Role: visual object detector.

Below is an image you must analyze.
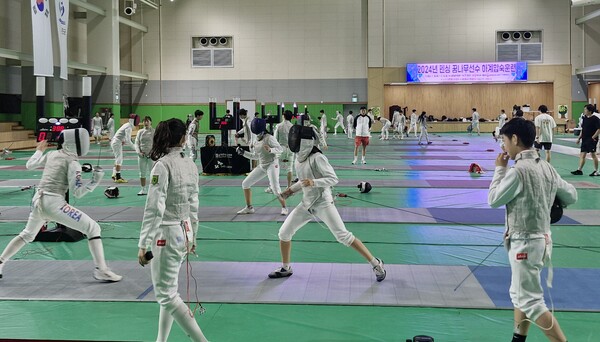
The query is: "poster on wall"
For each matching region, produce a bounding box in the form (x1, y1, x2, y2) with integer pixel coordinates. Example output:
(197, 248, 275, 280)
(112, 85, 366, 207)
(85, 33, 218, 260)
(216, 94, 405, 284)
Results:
(558, 104, 568, 119)
(406, 62, 528, 83)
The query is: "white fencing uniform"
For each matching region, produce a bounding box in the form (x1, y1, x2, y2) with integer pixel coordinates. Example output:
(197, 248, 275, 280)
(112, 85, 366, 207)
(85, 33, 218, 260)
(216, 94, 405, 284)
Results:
(186, 119, 200, 162)
(279, 152, 354, 246)
(498, 112, 507, 129)
(138, 147, 208, 342)
(489, 150, 577, 322)
(472, 111, 480, 134)
(135, 127, 154, 179)
(346, 114, 354, 139)
(274, 120, 294, 174)
(333, 112, 345, 135)
(407, 112, 418, 137)
(92, 116, 103, 138)
(107, 117, 115, 139)
(0, 130, 121, 282)
(396, 114, 406, 139)
(240, 134, 284, 195)
(236, 117, 251, 147)
(379, 117, 392, 140)
(111, 122, 135, 165)
(319, 114, 328, 140)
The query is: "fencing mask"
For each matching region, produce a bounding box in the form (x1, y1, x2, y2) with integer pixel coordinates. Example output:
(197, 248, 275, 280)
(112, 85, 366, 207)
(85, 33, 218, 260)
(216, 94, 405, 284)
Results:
(288, 124, 316, 162)
(104, 186, 120, 198)
(357, 181, 372, 193)
(129, 113, 140, 126)
(59, 128, 90, 157)
(251, 118, 267, 140)
(550, 197, 563, 224)
(81, 163, 93, 173)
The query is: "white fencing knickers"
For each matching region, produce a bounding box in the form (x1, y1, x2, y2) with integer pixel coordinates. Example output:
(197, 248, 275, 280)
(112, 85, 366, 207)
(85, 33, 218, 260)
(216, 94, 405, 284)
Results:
(347, 124, 353, 138)
(186, 136, 198, 162)
(407, 123, 418, 136)
(18, 191, 101, 243)
(138, 156, 153, 179)
(93, 127, 102, 137)
(507, 232, 553, 322)
(241, 161, 282, 195)
(111, 141, 124, 165)
(334, 121, 345, 134)
(279, 148, 294, 175)
(278, 202, 355, 246)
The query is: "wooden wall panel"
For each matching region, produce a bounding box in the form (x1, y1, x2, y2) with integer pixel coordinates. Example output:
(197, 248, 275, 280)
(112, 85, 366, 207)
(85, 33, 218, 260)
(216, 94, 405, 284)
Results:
(383, 83, 554, 120)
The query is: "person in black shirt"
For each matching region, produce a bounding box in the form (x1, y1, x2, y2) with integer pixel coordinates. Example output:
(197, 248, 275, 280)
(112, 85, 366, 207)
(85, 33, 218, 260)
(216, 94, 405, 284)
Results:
(571, 104, 600, 176)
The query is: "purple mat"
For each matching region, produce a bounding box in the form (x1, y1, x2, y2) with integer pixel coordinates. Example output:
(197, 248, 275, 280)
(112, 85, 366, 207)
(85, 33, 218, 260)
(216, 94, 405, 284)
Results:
(427, 179, 491, 188)
(428, 208, 580, 225)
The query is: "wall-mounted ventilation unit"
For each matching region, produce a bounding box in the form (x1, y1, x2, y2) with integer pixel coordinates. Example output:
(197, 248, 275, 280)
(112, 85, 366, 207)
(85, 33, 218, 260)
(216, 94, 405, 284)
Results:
(496, 30, 542, 63)
(191, 36, 233, 68)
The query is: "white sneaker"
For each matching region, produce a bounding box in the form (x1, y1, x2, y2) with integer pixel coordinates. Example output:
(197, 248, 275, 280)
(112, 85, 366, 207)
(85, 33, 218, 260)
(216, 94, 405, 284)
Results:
(237, 206, 255, 214)
(94, 268, 123, 282)
(352, 159, 357, 165)
(372, 258, 386, 282)
(362, 159, 366, 164)
(281, 207, 288, 215)
(137, 189, 147, 196)
(264, 187, 273, 194)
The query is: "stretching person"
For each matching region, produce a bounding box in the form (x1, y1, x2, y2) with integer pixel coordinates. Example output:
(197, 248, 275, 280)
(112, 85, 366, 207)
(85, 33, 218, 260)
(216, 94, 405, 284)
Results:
(92, 112, 103, 145)
(417, 111, 432, 145)
(489, 118, 577, 342)
(268, 125, 386, 282)
(333, 110, 346, 135)
(0, 129, 122, 282)
(236, 118, 288, 215)
(377, 116, 392, 140)
(110, 114, 139, 183)
(135, 116, 154, 195)
(138, 118, 209, 342)
(407, 109, 418, 137)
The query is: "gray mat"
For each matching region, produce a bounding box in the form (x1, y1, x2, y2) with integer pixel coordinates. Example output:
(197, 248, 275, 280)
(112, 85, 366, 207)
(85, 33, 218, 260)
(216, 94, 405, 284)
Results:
(0, 260, 495, 309)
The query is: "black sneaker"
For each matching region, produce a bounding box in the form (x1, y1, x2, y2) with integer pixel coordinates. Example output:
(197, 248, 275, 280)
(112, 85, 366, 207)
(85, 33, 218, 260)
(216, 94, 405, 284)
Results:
(571, 170, 583, 175)
(590, 171, 599, 177)
(268, 266, 293, 278)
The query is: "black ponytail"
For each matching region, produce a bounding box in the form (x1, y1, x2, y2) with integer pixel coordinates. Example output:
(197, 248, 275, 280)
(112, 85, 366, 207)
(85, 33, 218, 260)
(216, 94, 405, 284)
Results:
(149, 118, 187, 161)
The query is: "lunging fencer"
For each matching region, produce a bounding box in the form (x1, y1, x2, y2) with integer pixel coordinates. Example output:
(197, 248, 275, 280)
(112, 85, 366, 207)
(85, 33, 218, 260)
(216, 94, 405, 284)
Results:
(138, 119, 209, 342)
(268, 125, 386, 282)
(135, 116, 155, 195)
(333, 110, 346, 135)
(0, 129, 122, 282)
(186, 110, 204, 162)
(236, 118, 288, 215)
(111, 114, 139, 183)
(489, 118, 577, 342)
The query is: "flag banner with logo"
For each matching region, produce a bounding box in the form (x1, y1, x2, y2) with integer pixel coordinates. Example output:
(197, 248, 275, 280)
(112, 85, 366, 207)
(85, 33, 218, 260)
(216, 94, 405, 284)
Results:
(55, 0, 69, 80)
(31, 0, 53, 77)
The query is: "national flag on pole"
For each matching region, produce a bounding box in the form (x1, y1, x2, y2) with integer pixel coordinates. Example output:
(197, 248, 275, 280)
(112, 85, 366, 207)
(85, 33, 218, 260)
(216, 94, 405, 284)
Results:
(31, 0, 53, 77)
(55, 0, 69, 80)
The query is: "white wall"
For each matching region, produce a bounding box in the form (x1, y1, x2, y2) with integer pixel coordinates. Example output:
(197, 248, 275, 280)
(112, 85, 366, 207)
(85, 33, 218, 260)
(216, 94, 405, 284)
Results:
(144, 0, 366, 81)
(375, 0, 571, 66)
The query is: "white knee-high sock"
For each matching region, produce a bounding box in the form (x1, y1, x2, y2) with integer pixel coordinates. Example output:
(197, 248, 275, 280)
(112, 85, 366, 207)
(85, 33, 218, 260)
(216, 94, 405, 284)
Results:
(171, 302, 209, 342)
(88, 238, 108, 270)
(0, 236, 27, 264)
(156, 306, 175, 342)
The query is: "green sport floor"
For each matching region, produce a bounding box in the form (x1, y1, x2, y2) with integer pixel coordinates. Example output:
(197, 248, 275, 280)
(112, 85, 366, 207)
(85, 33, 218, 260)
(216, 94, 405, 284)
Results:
(0, 132, 599, 341)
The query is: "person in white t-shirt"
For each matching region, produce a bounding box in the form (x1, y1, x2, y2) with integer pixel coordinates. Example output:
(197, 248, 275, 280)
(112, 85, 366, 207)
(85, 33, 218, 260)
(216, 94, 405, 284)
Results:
(493, 109, 508, 142)
(534, 105, 557, 163)
(471, 108, 481, 136)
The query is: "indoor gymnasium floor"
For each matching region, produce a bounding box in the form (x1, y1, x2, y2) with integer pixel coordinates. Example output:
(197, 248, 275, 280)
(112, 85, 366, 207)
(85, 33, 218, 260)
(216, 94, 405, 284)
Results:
(0, 130, 598, 341)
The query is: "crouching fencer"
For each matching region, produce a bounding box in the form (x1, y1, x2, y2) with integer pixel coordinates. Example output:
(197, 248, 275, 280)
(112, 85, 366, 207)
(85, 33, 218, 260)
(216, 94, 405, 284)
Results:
(236, 118, 288, 215)
(268, 125, 386, 282)
(0, 129, 122, 282)
(138, 119, 209, 342)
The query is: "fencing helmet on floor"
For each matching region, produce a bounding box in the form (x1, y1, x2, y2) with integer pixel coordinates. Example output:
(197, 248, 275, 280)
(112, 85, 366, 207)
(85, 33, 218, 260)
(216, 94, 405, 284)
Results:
(104, 186, 120, 198)
(129, 113, 140, 126)
(288, 124, 317, 162)
(58, 128, 90, 157)
(357, 181, 372, 193)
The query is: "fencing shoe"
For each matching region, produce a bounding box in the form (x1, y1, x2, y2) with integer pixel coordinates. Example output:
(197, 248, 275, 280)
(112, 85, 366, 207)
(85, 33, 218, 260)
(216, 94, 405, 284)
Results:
(94, 267, 123, 282)
(268, 266, 293, 278)
(372, 258, 386, 282)
(281, 207, 288, 216)
(237, 206, 255, 214)
(264, 187, 273, 194)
